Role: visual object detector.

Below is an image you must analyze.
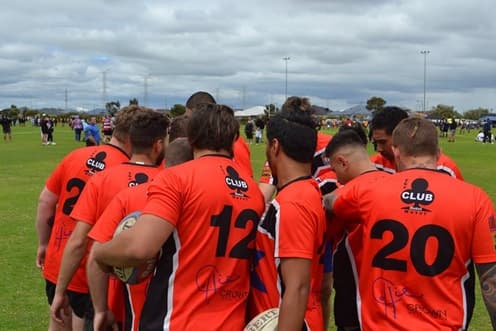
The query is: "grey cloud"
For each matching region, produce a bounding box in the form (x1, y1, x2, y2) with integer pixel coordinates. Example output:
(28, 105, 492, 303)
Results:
(0, 0, 495, 111)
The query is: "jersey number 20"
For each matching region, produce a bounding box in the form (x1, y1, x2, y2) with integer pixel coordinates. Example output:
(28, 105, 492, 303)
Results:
(371, 219, 455, 276)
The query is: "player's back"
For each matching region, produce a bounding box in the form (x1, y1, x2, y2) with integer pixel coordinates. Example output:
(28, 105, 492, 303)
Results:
(140, 155, 265, 331)
(89, 183, 152, 331)
(356, 168, 494, 330)
(43, 144, 129, 292)
(251, 178, 326, 331)
(233, 136, 253, 178)
(71, 162, 161, 226)
(329, 170, 390, 330)
(311, 132, 333, 178)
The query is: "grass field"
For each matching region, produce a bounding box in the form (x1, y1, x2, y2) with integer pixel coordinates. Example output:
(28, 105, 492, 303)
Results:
(0, 124, 494, 330)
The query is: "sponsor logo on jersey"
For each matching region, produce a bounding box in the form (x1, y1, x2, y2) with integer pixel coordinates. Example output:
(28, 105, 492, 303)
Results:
(225, 166, 249, 198)
(85, 151, 107, 175)
(400, 178, 434, 213)
(128, 173, 149, 187)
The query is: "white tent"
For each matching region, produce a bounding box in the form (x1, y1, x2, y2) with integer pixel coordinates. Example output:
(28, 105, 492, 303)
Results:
(234, 106, 266, 117)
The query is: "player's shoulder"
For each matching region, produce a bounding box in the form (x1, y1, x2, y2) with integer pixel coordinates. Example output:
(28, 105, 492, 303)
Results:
(352, 169, 390, 187)
(278, 178, 321, 204)
(316, 132, 332, 149)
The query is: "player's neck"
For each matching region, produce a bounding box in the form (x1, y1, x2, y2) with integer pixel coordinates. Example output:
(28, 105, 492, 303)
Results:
(109, 137, 132, 157)
(275, 159, 312, 189)
(354, 160, 379, 177)
(129, 154, 157, 166)
(399, 155, 437, 171)
(194, 149, 231, 159)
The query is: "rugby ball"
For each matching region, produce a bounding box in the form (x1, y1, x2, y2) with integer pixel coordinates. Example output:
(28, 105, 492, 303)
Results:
(244, 308, 279, 331)
(112, 211, 157, 285)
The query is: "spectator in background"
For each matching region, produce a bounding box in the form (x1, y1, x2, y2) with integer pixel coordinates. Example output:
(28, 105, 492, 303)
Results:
(102, 115, 114, 144)
(46, 117, 56, 145)
(448, 119, 457, 142)
(483, 120, 493, 144)
(255, 115, 265, 144)
(245, 118, 254, 144)
(1, 114, 12, 142)
(40, 114, 50, 145)
(84, 116, 101, 146)
(72, 116, 83, 142)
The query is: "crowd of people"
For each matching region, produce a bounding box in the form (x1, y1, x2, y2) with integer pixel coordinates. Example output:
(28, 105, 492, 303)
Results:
(33, 92, 496, 331)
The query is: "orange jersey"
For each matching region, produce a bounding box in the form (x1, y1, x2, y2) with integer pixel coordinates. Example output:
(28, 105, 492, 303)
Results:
(71, 162, 161, 320)
(233, 136, 253, 178)
(370, 152, 464, 180)
(250, 177, 326, 331)
(327, 170, 390, 329)
(70, 162, 161, 227)
(332, 168, 496, 330)
(43, 144, 129, 292)
(139, 155, 265, 331)
(89, 183, 151, 331)
(315, 168, 339, 196)
(259, 132, 332, 184)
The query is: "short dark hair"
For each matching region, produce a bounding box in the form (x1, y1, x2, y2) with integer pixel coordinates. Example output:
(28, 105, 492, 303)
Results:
(169, 115, 190, 143)
(113, 105, 139, 143)
(338, 123, 368, 145)
(185, 91, 216, 111)
(325, 130, 366, 158)
(188, 103, 238, 155)
(281, 96, 312, 113)
(129, 109, 170, 153)
(165, 137, 193, 167)
(392, 117, 438, 157)
(370, 106, 409, 135)
(267, 108, 317, 163)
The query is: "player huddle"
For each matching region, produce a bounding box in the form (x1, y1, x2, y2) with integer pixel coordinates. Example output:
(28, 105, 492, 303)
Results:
(36, 93, 496, 331)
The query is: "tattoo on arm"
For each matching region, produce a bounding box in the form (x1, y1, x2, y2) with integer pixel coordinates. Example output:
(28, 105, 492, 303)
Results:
(477, 263, 496, 328)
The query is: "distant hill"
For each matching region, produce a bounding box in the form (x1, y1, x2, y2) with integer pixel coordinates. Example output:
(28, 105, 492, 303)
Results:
(338, 104, 369, 116)
(311, 105, 334, 116)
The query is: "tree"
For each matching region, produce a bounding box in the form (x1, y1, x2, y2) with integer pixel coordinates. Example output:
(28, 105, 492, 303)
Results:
(129, 98, 139, 105)
(105, 101, 121, 116)
(430, 104, 462, 119)
(8, 107, 20, 119)
(264, 104, 278, 119)
(366, 97, 386, 112)
(463, 107, 489, 120)
(170, 104, 186, 117)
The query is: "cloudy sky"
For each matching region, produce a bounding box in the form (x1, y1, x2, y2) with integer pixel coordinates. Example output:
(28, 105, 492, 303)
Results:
(1, 0, 495, 112)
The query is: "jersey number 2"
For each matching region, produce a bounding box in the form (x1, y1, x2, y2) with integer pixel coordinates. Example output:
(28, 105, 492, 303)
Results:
(62, 178, 86, 216)
(211, 205, 259, 259)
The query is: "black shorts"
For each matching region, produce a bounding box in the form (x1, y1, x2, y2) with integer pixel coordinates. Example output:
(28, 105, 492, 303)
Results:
(45, 280, 93, 319)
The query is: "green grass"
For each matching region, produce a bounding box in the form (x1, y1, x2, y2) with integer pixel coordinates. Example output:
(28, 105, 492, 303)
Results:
(0, 124, 494, 330)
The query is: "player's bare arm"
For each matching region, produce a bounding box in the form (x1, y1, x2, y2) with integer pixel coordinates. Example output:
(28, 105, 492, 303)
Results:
(35, 187, 58, 269)
(51, 221, 92, 324)
(278, 257, 312, 331)
(476, 262, 496, 328)
(322, 192, 338, 216)
(87, 245, 111, 312)
(259, 182, 276, 203)
(87, 245, 117, 331)
(93, 214, 173, 267)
